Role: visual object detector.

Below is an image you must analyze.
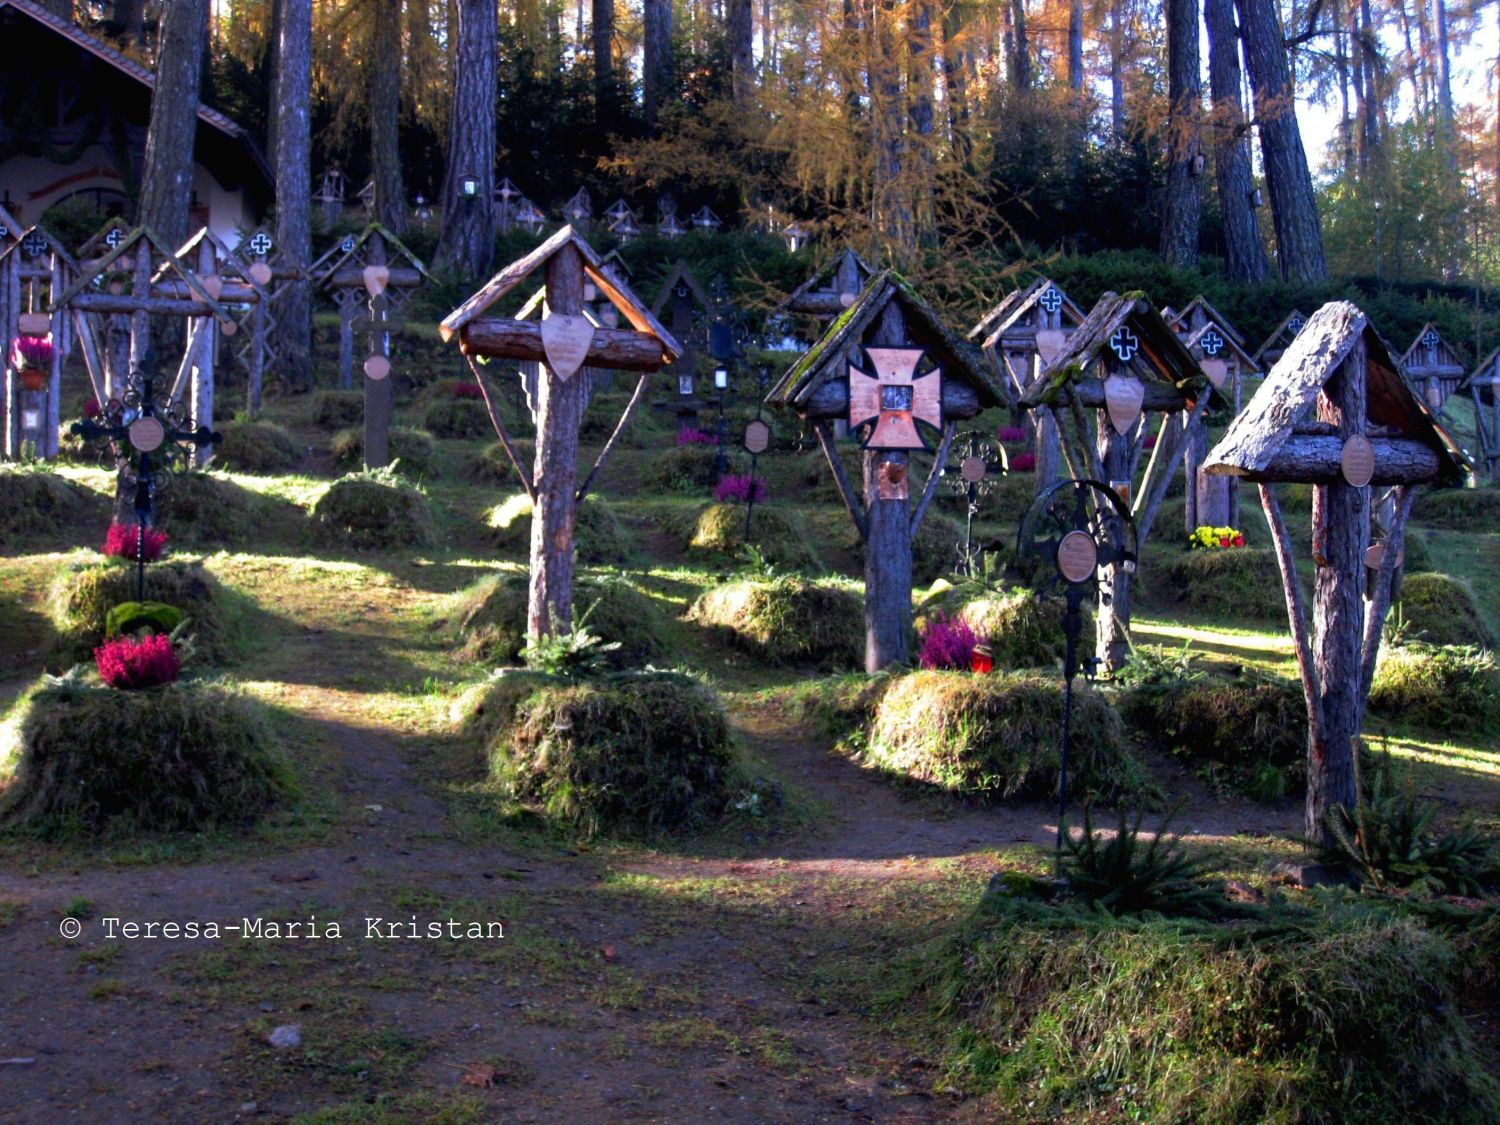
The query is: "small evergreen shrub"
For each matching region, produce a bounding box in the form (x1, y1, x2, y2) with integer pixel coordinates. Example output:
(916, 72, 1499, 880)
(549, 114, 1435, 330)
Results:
(690, 576, 863, 669)
(0, 466, 107, 539)
(310, 389, 363, 429)
(463, 672, 737, 837)
(331, 427, 438, 479)
(681, 503, 820, 571)
(1157, 546, 1287, 623)
(1061, 802, 1225, 918)
(48, 560, 239, 667)
(862, 670, 1149, 802)
(422, 397, 492, 439)
(1413, 486, 1500, 529)
(311, 471, 437, 550)
(486, 493, 631, 564)
(0, 677, 295, 837)
(213, 420, 301, 474)
(1368, 644, 1500, 733)
(1396, 572, 1494, 647)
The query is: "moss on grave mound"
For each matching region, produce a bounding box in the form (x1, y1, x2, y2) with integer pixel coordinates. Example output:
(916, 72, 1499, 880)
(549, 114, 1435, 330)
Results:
(213, 420, 301, 474)
(48, 559, 241, 667)
(1118, 671, 1307, 801)
(486, 492, 631, 564)
(681, 503, 820, 571)
(311, 473, 436, 550)
(422, 397, 492, 440)
(0, 467, 107, 539)
(1396, 572, 1494, 647)
(461, 671, 737, 837)
(1156, 547, 1288, 623)
(310, 389, 363, 429)
(891, 893, 1500, 1123)
(1413, 486, 1500, 529)
(331, 426, 438, 479)
(0, 677, 295, 838)
(1368, 644, 1500, 733)
(453, 571, 669, 667)
(640, 444, 737, 494)
(861, 670, 1148, 802)
(690, 576, 863, 669)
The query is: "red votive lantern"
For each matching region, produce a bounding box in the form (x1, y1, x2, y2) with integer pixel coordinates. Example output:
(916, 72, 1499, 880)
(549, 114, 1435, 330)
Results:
(970, 643, 994, 675)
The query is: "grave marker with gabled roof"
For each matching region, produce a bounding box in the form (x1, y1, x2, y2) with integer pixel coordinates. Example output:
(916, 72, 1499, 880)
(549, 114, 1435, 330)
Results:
(767, 271, 1005, 670)
(1205, 301, 1468, 845)
(1178, 316, 1260, 531)
(1401, 322, 1467, 411)
(1253, 308, 1308, 369)
(440, 225, 681, 639)
(1165, 295, 1247, 347)
(1, 224, 77, 458)
(1462, 347, 1500, 478)
(1020, 291, 1211, 672)
(770, 248, 874, 325)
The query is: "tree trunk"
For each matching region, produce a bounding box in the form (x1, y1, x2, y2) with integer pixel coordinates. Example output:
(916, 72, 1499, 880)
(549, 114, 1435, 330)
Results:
(528, 245, 590, 638)
(643, 0, 674, 129)
(271, 0, 313, 393)
(908, 2, 935, 238)
(370, 0, 408, 236)
(136, 0, 209, 250)
(1011, 0, 1031, 91)
(1110, 0, 1125, 133)
(862, 302, 913, 671)
(1358, 0, 1382, 169)
(1159, 0, 1201, 268)
(729, 0, 755, 108)
(1067, 0, 1084, 90)
(1236, 0, 1326, 281)
(593, 0, 616, 125)
(112, 0, 144, 49)
(871, 0, 911, 251)
(434, 0, 497, 279)
(1205, 0, 1268, 282)
(1033, 409, 1060, 497)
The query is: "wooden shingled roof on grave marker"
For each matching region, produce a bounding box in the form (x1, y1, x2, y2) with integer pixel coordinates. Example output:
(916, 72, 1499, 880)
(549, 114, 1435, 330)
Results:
(770, 248, 874, 322)
(1253, 308, 1308, 369)
(1400, 322, 1468, 411)
(1204, 301, 1468, 845)
(0, 224, 79, 457)
(1166, 295, 1248, 347)
(971, 277, 1087, 402)
(439, 225, 681, 639)
(766, 270, 1005, 671)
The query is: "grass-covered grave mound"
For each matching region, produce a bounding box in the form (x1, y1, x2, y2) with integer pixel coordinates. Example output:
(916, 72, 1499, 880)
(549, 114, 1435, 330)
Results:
(154, 471, 282, 547)
(467, 439, 535, 484)
(1368, 644, 1500, 733)
(1395, 572, 1494, 647)
(453, 571, 669, 667)
(311, 471, 436, 550)
(923, 582, 1094, 669)
(460, 671, 737, 837)
(213, 420, 301, 474)
(0, 466, 108, 539)
(679, 503, 821, 571)
(690, 575, 863, 669)
(48, 558, 241, 667)
(891, 891, 1500, 1122)
(1413, 485, 1500, 529)
(1154, 546, 1288, 623)
(331, 426, 438, 479)
(422, 397, 492, 439)
(487, 492, 631, 564)
(310, 389, 363, 429)
(861, 670, 1148, 802)
(0, 676, 295, 837)
(639, 444, 736, 494)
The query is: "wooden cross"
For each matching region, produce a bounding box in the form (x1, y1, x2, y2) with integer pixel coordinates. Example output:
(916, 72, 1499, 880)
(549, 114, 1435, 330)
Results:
(848, 347, 942, 450)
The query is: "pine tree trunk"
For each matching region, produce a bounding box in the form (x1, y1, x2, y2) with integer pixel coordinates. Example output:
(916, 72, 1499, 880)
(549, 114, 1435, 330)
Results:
(1359, 0, 1382, 169)
(1110, 0, 1125, 133)
(593, 0, 616, 126)
(1236, 0, 1326, 281)
(528, 245, 590, 639)
(434, 0, 496, 279)
(1095, 415, 1134, 674)
(643, 0, 674, 129)
(1067, 0, 1083, 89)
(370, 0, 408, 236)
(1010, 0, 1031, 91)
(1206, 0, 1268, 282)
(871, 0, 911, 251)
(271, 0, 313, 392)
(729, 0, 754, 107)
(136, 0, 209, 250)
(1159, 0, 1200, 268)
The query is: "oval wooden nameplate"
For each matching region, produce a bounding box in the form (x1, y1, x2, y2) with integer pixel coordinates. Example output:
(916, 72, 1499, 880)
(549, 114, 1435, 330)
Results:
(1340, 434, 1375, 487)
(128, 416, 165, 453)
(960, 455, 987, 484)
(362, 264, 390, 297)
(1103, 373, 1144, 435)
(1365, 541, 1403, 570)
(539, 313, 595, 382)
(744, 419, 771, 455)
(1057, 529, 1098, 584)
(364, 354, 391, 381)
(17, 312, 50, 336)
(219, 318, 238, 337)
(248, 261, 274, 287)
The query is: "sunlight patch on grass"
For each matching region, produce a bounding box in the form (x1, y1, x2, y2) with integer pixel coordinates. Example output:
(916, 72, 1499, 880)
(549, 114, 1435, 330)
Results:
(1374, 732, 1500, 781)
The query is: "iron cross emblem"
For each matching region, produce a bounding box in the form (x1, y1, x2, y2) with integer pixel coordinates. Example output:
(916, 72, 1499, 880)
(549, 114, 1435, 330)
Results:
(1109, 327, 1139, 365)
(848, 347, 943, 451)
(1200, 327, 1224, 357)
(1039, 287, 1062, 315)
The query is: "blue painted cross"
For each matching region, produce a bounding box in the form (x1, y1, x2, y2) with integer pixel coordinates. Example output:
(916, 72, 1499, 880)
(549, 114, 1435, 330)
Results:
(21, 232, 48, 259)
(104, 227, 125, 249)
(341, 234, 357, 255)
(1109, 327, 1139, 365)
(1200, 327, 1224, 357)
(1039, 287, 1062, 315)
(1287, 314, 1305, 335)
(247, 232, 274, 257)
(1422, 328, 1441, 351)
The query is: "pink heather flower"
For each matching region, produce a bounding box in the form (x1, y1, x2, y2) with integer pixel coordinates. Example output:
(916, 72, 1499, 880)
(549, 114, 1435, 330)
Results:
(714, 474, 767, 504)
(996, 425, 1027, 444)
(919, 612, 980, 670)
(1010, 452, 1037, 472)
(94, 633, 181, 690)
(677, 427, 719, 446)
(11, 335, 54, 370)
(103, 522, 168, 562)
(451, 381, 484, 399)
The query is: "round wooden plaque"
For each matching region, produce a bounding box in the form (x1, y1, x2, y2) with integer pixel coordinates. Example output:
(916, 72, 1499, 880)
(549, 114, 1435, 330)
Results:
(959, 455, 987, 484)
(744, 419, 771, 455)
(248, 262, 273, 287)
(1340, 434, 1375, 487)
(364, 354, 391, 381)
(219, 318, 238, 337)
(1056, 530, 1098, 584)
(17, 312, 51, 336)
(128, 416, 165, 453)
(1365, 541, 1403, 570)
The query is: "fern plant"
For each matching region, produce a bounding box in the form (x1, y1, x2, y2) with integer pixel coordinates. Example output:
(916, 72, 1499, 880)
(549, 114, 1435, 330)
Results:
(739, 544, 779, 578)
(521, 600, 622, 679)
(1061, 801, 1225, 918)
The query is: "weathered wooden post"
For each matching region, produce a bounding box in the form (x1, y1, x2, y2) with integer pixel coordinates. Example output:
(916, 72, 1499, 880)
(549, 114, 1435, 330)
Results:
(1205, 301, 1469, 844)
(1400, 323, 1467, 412)
(230, 228, 301, 412)
(0, 227, 78, 459)
(766, 272, 1005, 671)
(970, 278, 1085, 496)
(1019, 292, 1210, 674)
(1464, 347, 1500, 480)
(439, 226, 681, 638)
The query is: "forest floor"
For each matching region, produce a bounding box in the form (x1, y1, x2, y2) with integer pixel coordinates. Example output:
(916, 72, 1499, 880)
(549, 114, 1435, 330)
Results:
(2, 374, 1498, 1123)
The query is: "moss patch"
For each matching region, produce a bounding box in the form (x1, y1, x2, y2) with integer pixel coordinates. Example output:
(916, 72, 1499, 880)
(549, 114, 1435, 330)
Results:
(310, 389, 363, 429)
(454, 571, 669, 667)
(468, 440, 535, 484)
(1396, 572, 1494, 647)
(462, 672, 737, 837)
(862, 670, 1148, 802)
(486, 493, 631, 565)
(690, 576, 863, 669)
(311, 475, 436, 550)
(1155, 547, 1288, 623)
(0, 467, 107, 540)
(48, 559, 241, 667)
(0, 678, 294, 838)
(1368, 644, 1500, 733)
(213, 420, 301, 474)
(332, 427, 438, 479)
(681, 503, 820, 571)
(1413, 486, 1500, 529)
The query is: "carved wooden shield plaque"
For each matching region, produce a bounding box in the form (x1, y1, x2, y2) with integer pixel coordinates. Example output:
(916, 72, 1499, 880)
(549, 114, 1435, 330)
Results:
(362, 264, 390, 297)
(848, 347, 942, 450)
(1201, 357, 1228, 390)
(1103, 373, 1145, 434)
(1340, 434, 1375, 487)
(1056, 530, 1098, 584)
(200, 275, 224, 300)
(17, 312, 50, 336)
(540, 313, 595, 382)
(1035, 328, 1067, 366)
(128, 416, 165, 453)
(364, 354, 391, 381)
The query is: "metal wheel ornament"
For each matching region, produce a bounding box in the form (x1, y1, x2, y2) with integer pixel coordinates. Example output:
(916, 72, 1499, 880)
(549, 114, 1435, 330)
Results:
(944, 430, 1007, 574)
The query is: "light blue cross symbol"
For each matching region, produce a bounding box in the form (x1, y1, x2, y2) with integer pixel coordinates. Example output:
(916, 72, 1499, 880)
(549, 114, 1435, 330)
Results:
(1422, 329, 1440, 351)
(1201, 328, 1224, 357)
(1109, 327, 1139, 365)
(341, 235, 357, 254)
(1039, 287, 1062, 315)
(104, 228, 124, 249)
(1287, 314, 1305, 334)
(21, 232, 47, 259)
(248, 232, 273, 257)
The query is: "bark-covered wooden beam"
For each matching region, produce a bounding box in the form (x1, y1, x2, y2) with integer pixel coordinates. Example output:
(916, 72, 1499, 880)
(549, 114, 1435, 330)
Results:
(323, 266, 424, 290)
(798, 378, 985, 421)
(1211, 434, 1442, 484)
(459, 318, 668, 371)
